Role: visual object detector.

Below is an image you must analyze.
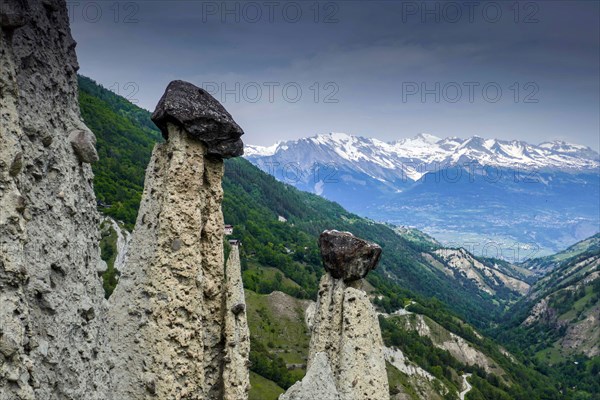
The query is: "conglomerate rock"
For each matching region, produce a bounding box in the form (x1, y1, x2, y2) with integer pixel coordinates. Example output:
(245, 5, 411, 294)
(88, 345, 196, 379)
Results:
(279, 352, 341, 400)
(0, 0, 28, 29)
(68, 129, 99, 163)
(0, 0, 108, 398)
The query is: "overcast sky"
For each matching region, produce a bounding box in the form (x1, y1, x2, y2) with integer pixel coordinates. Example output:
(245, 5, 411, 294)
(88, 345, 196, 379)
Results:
(70, 1, 600, 150)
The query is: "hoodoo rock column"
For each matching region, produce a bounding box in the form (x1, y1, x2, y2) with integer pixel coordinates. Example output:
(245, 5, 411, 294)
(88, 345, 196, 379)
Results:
(280, 230, 389, 400)
(105, 81, 249, 399)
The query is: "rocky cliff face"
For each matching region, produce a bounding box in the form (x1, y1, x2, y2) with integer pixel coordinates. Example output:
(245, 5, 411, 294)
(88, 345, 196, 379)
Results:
(281, 230, 389, 400)
(104, 81, 249, 399)
(0, 1, 107, 398)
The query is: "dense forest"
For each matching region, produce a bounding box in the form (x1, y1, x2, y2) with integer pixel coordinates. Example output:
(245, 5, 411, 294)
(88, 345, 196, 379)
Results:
(79, 76, 162, 229)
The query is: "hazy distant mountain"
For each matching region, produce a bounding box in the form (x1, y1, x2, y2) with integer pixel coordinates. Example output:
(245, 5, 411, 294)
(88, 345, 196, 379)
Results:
(247, 132, 599, 180)
(246, 133, 600, 256)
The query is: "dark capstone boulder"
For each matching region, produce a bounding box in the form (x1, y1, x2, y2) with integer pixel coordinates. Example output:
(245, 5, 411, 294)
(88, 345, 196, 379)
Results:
(0, 0, 28, 29)
(151, 80, 244, 158)
(318, 230, 382, 282)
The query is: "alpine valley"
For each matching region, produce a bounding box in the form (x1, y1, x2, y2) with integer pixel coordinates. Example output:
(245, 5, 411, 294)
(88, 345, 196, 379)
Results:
(3, 3, 598, 400)
(78, 76, 600, 400)
(246, 133, 600, 258)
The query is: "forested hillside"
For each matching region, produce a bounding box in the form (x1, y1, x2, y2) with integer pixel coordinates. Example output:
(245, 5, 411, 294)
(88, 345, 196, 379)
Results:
(79, 76, 162, 229)
(79, 76, 589, 399)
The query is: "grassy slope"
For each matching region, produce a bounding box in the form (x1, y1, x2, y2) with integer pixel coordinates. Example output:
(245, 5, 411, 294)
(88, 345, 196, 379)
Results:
(249, 372, 284, 400)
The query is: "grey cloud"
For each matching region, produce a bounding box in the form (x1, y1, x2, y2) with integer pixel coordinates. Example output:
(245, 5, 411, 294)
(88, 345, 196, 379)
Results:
(71, 0, 599, 150)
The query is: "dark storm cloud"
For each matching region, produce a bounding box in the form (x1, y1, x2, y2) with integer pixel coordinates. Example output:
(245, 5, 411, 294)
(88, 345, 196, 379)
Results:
(70, 0, 599, 150)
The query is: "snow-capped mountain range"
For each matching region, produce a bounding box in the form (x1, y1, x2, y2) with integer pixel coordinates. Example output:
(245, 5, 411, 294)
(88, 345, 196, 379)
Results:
(246, 133, 599, 182)
(244, 133, 599, 257)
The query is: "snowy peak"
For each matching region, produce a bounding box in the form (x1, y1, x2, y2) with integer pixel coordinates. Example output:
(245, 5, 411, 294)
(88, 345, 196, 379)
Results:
(395, 132, 442, 146)
(457, 136, 493, 152)
(417, 133, 443, 143)
(539, 140, 599, 161)
(245, 133, 599, 179)
(244, 142, 282, 157)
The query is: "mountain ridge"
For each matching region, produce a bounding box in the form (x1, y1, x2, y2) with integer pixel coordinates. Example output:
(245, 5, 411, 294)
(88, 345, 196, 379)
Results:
(245, 132, 600, 256)
(246, 132, 600, 174)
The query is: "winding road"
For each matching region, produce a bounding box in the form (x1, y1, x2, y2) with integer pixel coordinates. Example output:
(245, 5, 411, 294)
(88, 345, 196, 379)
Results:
(459, 373, 473, 400)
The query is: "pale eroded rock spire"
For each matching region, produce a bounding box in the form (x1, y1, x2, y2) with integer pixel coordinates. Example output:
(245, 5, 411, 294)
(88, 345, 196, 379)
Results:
(104, 81, 249, 399)
(280, 230, 389, 400)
